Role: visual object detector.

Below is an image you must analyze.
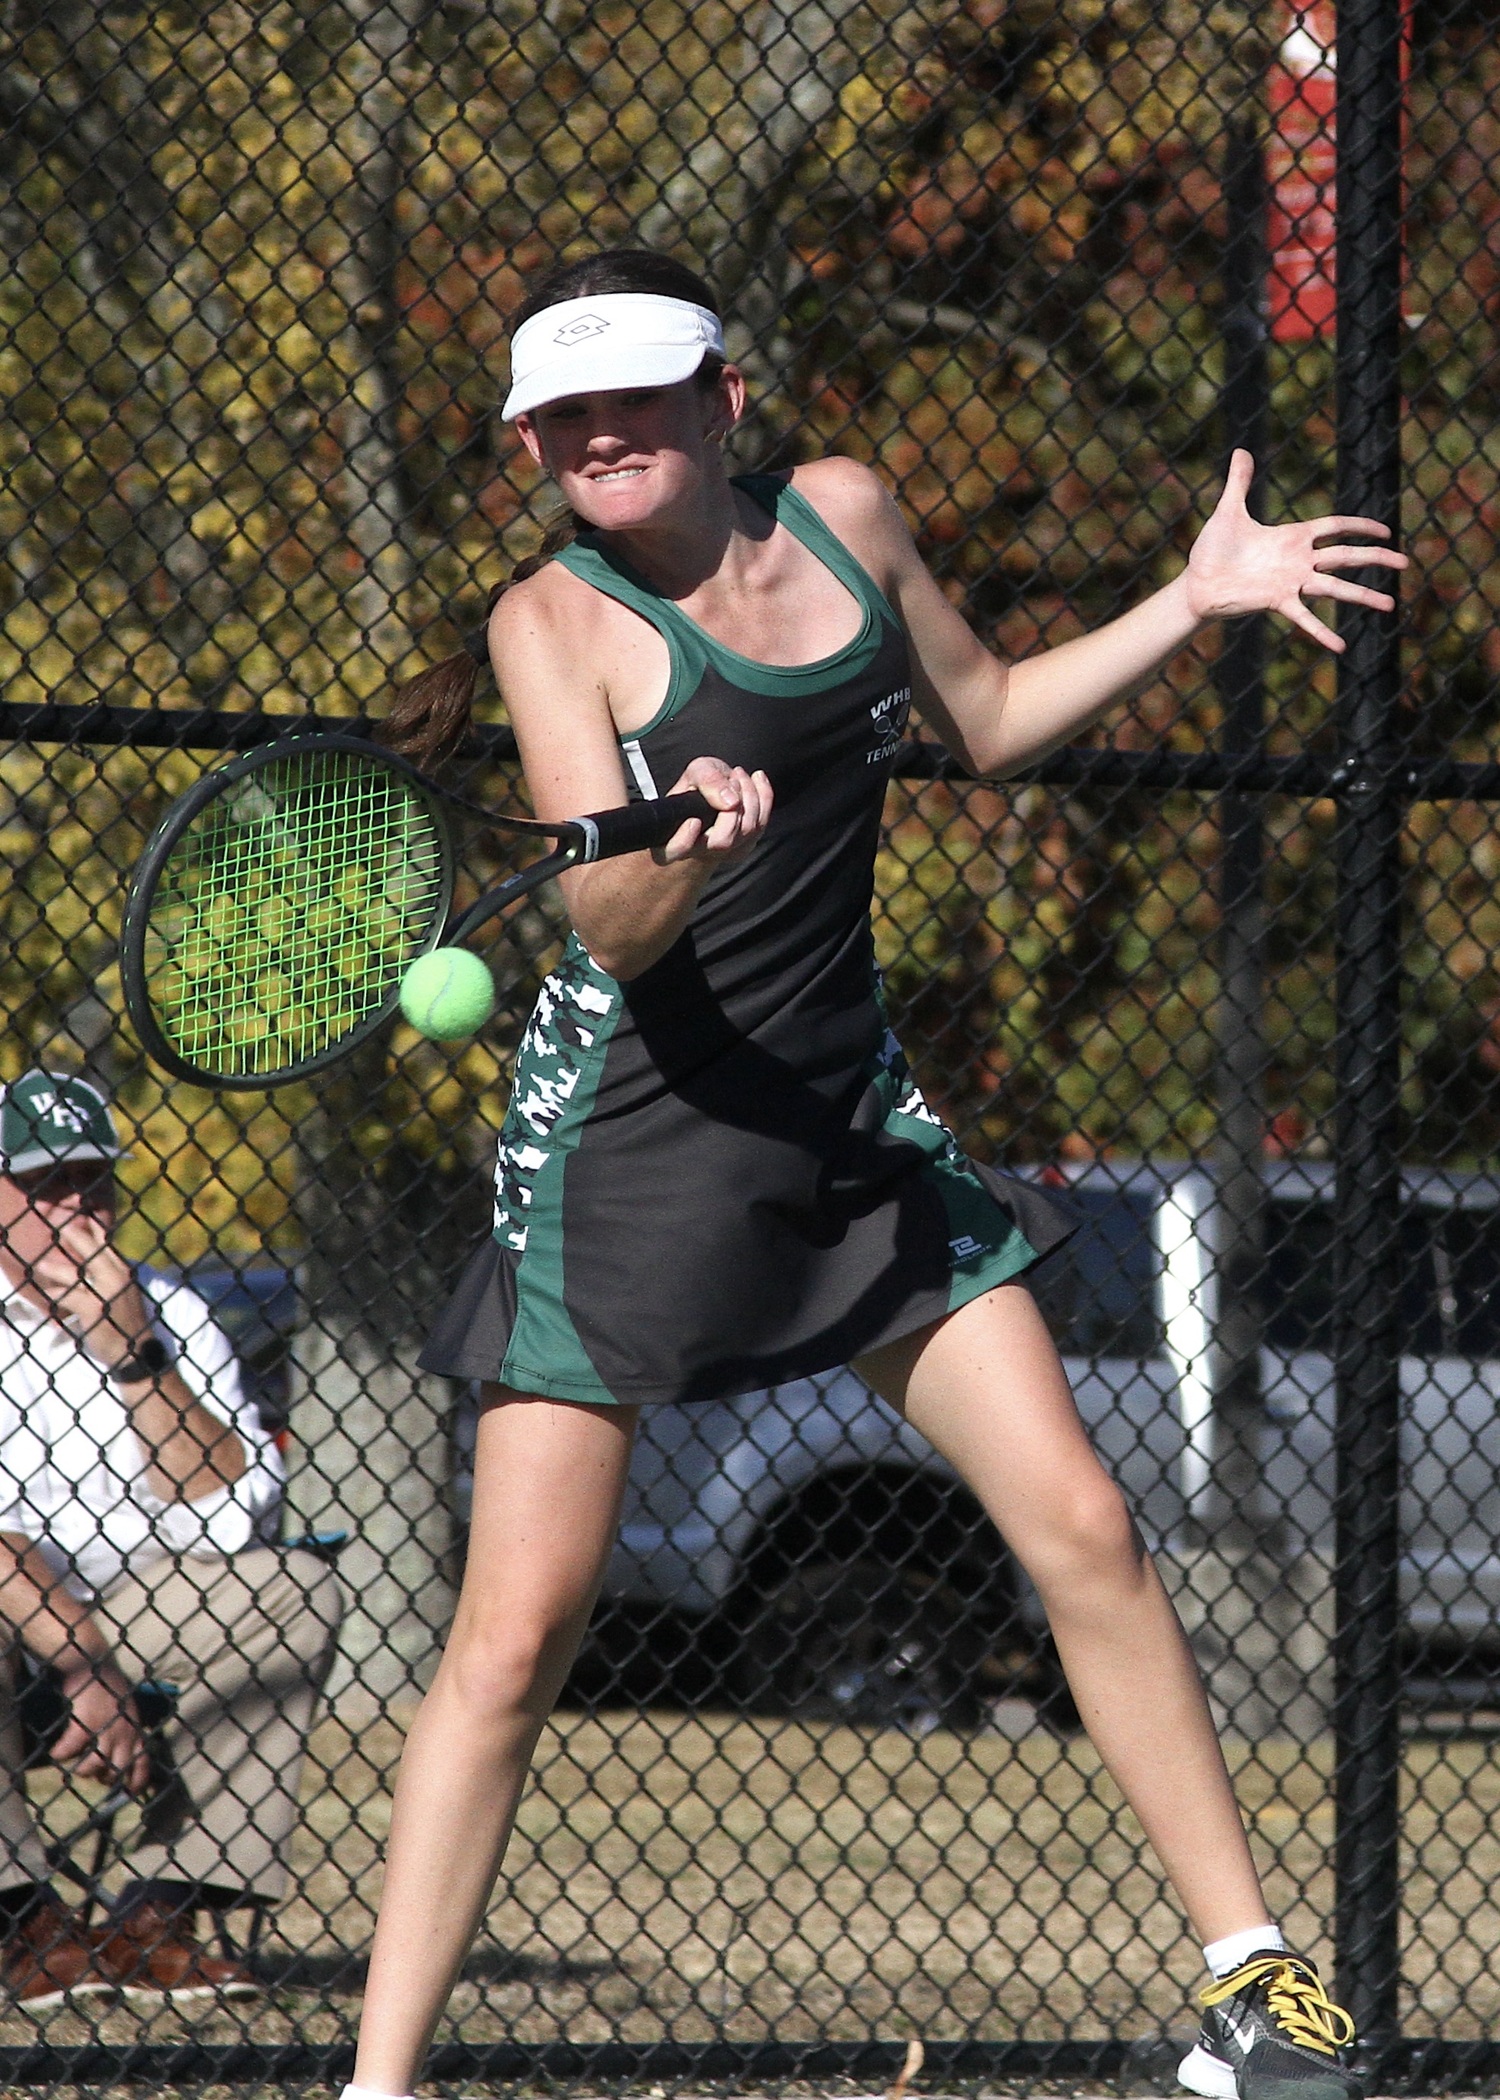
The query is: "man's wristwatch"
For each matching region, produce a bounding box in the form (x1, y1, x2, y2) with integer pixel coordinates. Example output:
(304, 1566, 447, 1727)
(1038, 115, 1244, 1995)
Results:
(111, 1334, 173, 1385)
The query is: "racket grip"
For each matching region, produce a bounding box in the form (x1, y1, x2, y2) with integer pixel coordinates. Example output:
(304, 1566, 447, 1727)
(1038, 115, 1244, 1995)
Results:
(578, 791, 719, 861)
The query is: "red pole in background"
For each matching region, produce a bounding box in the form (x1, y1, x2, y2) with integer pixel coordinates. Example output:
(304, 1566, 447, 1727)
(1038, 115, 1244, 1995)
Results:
(1264, 0, 1412, 343)
(1266, 0, 1339, 341)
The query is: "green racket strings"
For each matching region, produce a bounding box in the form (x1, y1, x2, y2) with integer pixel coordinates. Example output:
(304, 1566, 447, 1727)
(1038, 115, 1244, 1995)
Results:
(142, 753, 445, 1078)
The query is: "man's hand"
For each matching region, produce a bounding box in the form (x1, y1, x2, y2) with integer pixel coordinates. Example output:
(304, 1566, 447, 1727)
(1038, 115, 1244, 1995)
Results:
(52, 1655, 149, 1795)
(1183, 449, 1409, 651)
(21, 1211, 153, 1371)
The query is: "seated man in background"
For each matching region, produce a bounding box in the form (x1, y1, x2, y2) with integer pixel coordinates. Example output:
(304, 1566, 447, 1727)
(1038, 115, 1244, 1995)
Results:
(0, 1069, 343, 2008)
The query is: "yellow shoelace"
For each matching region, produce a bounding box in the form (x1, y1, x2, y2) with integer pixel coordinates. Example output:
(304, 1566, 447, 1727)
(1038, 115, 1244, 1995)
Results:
(1200, 1955, 1357, 2059)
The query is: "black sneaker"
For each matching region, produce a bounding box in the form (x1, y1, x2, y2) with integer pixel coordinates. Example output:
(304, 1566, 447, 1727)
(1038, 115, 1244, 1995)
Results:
(1177, 1951, 1361, 2100)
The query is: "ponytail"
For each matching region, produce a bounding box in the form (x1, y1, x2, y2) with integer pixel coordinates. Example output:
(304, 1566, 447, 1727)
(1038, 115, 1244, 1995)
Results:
(380, 646, 485, 772)
(380, 508, 583, 770)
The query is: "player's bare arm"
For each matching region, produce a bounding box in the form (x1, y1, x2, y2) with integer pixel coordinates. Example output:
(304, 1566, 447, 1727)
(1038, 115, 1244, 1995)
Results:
(794, 451, 1407, 778)
(491, 570, 772, 980)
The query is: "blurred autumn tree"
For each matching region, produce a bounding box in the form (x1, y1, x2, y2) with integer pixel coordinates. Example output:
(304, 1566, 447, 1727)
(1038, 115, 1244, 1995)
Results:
(0, 0, 1499, 1295)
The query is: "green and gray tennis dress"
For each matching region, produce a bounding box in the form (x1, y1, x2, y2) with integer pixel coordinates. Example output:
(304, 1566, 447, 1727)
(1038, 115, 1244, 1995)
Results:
(420, 474, 1072, 1406)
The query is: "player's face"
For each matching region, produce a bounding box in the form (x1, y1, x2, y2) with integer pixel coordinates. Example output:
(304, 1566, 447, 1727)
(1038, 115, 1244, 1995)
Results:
(515, 366, 743, 533)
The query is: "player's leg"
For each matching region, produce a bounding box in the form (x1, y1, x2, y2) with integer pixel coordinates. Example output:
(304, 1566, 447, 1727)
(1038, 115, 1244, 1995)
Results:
(859, 1281, 1260, 1937)
(855, 1283, 1357, 2100)
(351, 1387, 638, 2096)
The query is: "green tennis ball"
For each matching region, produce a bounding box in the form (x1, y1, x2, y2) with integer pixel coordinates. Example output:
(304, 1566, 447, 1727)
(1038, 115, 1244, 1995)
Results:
(399, 947, 496, 1040)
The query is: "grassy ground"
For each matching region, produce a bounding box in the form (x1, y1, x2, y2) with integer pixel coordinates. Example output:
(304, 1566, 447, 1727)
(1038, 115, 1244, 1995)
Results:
(2, 1706, 1498, 2054)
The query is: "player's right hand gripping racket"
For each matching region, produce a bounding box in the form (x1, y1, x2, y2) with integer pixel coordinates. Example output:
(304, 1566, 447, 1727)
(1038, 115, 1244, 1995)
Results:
(121, 732, 713, 1090)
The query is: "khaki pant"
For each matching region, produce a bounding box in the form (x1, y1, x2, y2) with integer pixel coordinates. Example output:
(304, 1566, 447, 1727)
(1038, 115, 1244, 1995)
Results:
(0, 1546, 343, 1904)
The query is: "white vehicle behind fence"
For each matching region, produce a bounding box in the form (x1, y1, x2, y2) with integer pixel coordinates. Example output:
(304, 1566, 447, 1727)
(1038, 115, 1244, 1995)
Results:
(454, 1160, 1500, 1727)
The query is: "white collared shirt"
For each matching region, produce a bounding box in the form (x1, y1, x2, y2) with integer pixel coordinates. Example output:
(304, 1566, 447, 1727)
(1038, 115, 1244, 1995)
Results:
(0, 1269, 285, 1598)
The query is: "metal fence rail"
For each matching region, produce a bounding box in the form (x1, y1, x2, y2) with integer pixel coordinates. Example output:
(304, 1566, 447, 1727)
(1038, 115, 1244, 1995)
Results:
(3, 0, 1500, 2089)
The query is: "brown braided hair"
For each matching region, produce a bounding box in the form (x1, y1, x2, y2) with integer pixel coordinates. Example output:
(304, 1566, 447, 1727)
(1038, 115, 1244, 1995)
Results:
(382, 248, 723, 770)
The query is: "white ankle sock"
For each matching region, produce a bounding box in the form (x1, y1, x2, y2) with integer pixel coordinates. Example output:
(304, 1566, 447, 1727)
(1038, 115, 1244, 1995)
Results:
(339, 2086, 414, 2100)
(1203, 1923, 1286, 1978)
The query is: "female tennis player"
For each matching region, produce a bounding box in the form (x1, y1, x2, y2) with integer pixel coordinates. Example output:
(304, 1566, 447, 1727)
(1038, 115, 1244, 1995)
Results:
(342, 249, 1403, 2100)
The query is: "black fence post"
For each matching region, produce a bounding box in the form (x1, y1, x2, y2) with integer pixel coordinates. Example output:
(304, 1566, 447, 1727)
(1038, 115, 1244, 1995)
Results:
(1333, 0, 1406, 2048)
(1210, 115, 1272, 1540)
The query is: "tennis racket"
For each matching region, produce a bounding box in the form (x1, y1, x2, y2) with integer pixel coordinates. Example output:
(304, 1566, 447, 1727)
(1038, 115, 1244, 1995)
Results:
(121, 732, 713, 1090)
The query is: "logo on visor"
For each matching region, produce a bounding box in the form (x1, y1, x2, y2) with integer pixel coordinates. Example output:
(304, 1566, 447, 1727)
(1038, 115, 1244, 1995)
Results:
(553, 314, 609, 346)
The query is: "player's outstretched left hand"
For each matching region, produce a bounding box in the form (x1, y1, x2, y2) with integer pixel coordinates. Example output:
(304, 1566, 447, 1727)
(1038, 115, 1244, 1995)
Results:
(1183, 449, 1408, 652)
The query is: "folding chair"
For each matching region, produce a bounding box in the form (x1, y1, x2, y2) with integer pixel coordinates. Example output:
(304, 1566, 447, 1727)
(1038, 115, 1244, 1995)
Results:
(17, 1665, 188, 1927)
(19, 1664, 278, 1960)
(281, 1527, 349, 1566)
(13, 1528, 347, 1958)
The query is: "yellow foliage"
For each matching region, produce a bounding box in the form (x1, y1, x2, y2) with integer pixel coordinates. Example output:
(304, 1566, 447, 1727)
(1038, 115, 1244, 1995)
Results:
(0, 0, 1484, 1227)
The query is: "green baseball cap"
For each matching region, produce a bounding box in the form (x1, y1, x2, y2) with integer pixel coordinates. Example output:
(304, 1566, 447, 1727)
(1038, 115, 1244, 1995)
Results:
(0, 1071, 124, 1176)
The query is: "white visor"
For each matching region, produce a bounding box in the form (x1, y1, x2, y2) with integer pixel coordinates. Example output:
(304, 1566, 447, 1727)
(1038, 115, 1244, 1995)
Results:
(503, 292, 726, 419)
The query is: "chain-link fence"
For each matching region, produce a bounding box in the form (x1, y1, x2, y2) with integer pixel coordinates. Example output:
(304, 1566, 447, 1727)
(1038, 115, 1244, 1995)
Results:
(0, 0, 1496, 2086)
